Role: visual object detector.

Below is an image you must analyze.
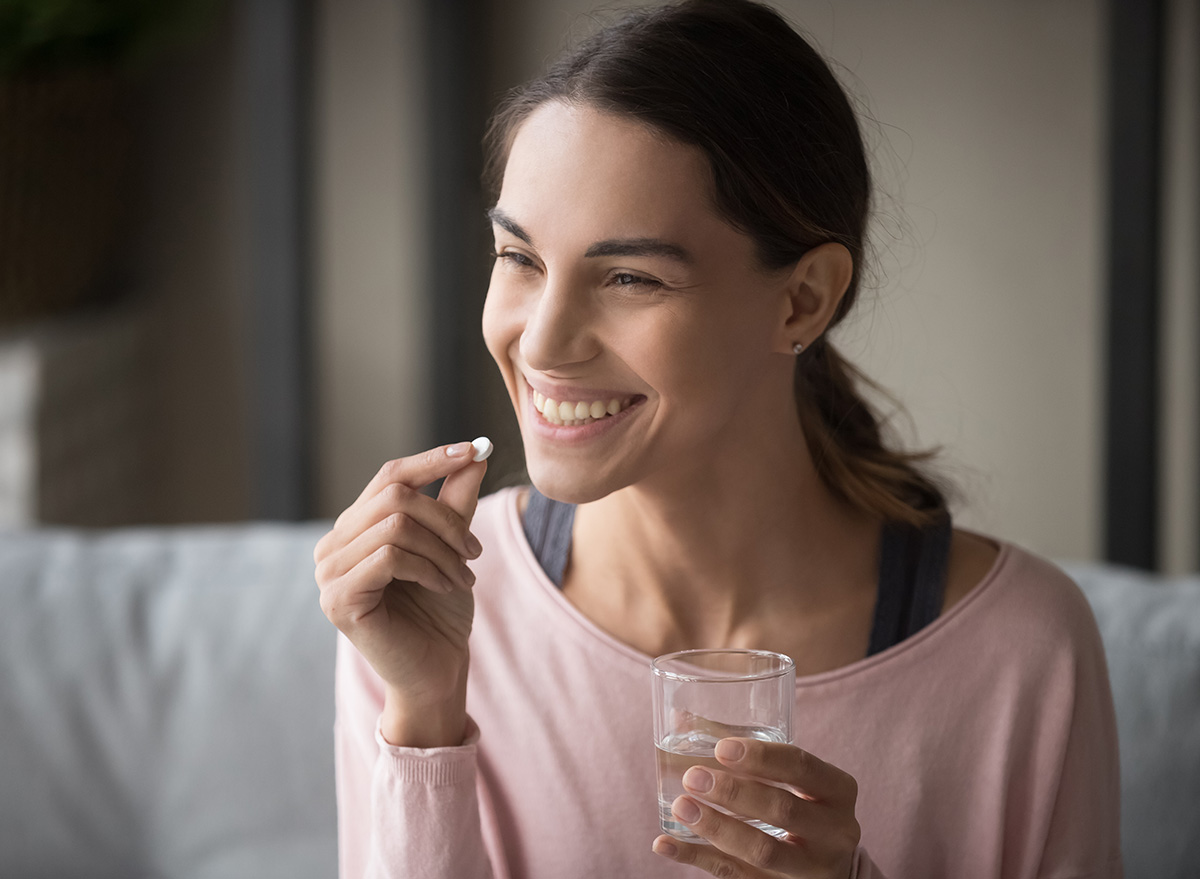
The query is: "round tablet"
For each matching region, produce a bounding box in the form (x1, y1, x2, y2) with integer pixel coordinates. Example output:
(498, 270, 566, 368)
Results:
(471, 436, 494, 462)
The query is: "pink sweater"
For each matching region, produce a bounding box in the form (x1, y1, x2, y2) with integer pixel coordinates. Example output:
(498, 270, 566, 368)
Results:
(334, 487, 1123, 878)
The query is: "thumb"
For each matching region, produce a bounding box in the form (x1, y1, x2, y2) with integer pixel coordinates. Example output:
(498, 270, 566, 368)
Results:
(438, 438, 491, 523)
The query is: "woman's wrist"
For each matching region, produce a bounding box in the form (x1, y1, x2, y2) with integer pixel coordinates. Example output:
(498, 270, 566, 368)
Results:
(380, 678, 469, 748)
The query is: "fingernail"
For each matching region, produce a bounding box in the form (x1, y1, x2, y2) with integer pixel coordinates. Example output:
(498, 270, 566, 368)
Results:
(652, 837, 678, 859)
(683, 766, 714, 793)
(672, 796, 701, 825)
(465, 532, 483, 557)
(462, 566, 476, 587)
(715, 739, 745, 762)
(446, 442, 472, 457)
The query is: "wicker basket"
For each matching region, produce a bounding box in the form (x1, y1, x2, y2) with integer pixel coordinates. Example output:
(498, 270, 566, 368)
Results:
(0, 68, 131, 326)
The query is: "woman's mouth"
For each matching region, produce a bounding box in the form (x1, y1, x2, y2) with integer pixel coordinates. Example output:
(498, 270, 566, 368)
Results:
(530, 387, 640, 427)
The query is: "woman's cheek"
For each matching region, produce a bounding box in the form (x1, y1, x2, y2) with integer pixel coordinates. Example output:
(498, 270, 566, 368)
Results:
(482, 281, 516, 355)
(481, 285, 526, 403)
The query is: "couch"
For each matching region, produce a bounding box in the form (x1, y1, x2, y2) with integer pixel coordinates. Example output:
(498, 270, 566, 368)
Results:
(0, 523, 1197, 878)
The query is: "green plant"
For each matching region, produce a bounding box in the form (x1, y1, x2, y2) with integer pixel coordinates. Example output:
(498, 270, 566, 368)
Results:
(0, 0, 221, 76)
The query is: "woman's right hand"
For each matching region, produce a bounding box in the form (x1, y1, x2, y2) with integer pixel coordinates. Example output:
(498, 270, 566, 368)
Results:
(314, 442, 488, 747)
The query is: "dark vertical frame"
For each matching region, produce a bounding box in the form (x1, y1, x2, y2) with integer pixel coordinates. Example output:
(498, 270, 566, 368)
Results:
(1103, 0, 1165, 569)
(238, 0, 314, 520)
(423, 0, 493, 446)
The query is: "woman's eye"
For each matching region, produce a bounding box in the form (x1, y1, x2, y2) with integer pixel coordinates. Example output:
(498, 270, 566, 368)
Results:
(492, 250, 535, 268)
(491, 252, 663, 293)
(612, 272, 662, 290)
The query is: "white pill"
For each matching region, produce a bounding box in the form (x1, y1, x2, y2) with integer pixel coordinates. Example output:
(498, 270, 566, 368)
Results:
(471, 436, 494, 462)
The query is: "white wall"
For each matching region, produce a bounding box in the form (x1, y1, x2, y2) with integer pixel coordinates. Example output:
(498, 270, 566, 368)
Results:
(133, 7, 253, 523)
(132, 0, 436, 524)
(313, 0, 433, 517)
(1162, 0, 1199, 574)
(782, 1, 1105, 561)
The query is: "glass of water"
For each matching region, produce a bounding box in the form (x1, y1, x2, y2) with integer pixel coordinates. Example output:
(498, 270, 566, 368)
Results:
(651, 648, 795, 842)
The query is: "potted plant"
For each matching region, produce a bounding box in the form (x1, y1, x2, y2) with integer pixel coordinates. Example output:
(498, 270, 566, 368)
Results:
(0, 0, 219, 325)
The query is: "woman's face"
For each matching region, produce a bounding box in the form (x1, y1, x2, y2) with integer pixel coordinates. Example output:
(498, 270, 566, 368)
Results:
(482, 101, 793, 503)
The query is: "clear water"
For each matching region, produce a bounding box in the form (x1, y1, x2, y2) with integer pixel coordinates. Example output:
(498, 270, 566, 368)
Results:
(655, 725, 789, 843)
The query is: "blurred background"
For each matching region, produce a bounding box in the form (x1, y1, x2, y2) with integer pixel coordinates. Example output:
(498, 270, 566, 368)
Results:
(0, 0, 1195, 574)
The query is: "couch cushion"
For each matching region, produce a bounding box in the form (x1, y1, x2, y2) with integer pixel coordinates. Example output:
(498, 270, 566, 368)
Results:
(1063, 562, 1200, 879)
(0, 522, 336, 879)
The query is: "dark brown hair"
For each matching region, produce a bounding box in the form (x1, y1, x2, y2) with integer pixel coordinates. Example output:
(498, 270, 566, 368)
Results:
(484, 0, 947, 525)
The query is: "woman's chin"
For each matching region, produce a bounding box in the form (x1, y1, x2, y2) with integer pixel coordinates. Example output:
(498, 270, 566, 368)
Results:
(526, 460, 621, 506)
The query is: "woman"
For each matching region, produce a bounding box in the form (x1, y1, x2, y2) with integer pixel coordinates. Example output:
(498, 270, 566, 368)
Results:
(315, 2, 1122, 876)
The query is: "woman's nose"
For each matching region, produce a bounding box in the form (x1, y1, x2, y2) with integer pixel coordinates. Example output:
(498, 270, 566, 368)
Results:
(518, 278, 597, 371)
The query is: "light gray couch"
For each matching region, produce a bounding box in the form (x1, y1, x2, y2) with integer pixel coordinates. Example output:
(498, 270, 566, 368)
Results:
(1, 523, 1197, 878)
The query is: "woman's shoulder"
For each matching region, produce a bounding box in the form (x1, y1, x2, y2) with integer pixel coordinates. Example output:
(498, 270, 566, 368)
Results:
(942, 529, 1001, 616)
(944, 529, 1105, 657)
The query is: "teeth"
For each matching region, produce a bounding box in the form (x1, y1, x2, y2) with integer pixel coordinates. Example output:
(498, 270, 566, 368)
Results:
(529, 386, 634, 427)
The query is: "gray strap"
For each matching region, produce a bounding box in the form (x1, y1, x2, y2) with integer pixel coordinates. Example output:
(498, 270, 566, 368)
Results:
(866, 514, 952, 656)
(521, 486, 576, 587)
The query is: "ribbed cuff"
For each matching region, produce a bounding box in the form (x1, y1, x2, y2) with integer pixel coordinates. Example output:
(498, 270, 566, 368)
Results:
(374, 715, 481, 788)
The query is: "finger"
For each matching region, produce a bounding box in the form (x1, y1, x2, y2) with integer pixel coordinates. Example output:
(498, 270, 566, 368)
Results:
(319, 510, 476, 592)
(654, 834, 768, 879)
(326, 479, 482, 563)
(682, 764, 821, 838)
(669, 795, 805, 876)
(347, 443, 479, 516)
(438, 458, 488, 524)
(716, 738, 858, 807)
(655, 835, 767, 878)
(321, 545, 456, 626)
(316, 442, 484, 564)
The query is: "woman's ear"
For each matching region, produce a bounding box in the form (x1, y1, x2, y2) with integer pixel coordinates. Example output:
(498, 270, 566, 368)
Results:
(774, 242, 854, 353)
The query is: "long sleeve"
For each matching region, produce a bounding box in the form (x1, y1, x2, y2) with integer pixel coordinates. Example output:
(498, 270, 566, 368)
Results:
(1032, 590, 1124, 879)
(334, 633, 494, 879)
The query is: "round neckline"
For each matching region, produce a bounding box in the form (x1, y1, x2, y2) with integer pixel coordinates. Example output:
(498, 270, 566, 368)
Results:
(494, 485, 1014, 688)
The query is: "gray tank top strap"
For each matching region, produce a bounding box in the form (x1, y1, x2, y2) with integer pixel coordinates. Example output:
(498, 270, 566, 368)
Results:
(866, 513, 953, 657)
(520, 484, 952, 657)
(522, 485, 576, 587)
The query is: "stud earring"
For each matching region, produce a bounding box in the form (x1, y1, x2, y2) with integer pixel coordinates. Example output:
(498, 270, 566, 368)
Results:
(792, 341, 804, 355)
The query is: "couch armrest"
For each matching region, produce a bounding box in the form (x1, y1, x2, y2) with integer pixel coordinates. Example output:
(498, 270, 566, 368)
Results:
(1063, 562, 1200, 879)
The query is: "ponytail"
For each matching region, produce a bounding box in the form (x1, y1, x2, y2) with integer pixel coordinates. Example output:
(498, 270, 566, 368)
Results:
(796, 337, 947, 527)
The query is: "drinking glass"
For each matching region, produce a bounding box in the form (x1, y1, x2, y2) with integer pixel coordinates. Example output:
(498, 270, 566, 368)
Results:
(651, 648, 795, 842)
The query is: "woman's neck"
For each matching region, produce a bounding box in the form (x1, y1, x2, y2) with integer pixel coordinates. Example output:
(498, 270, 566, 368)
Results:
(563, 419, 882, 663)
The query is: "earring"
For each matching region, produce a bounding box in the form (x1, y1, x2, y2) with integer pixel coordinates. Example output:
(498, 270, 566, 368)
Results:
(792, 341, 804, 354)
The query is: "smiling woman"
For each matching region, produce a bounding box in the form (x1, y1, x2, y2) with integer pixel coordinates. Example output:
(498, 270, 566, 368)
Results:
(315, 2, 1122, 878)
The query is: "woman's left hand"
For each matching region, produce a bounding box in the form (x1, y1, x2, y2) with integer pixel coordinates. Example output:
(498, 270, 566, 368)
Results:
(652, 737, 860, 878)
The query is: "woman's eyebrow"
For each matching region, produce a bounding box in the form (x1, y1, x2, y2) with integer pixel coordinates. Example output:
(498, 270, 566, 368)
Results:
(488, 206, 694, 265)
(487, 207, 534, 245)
(583, 238, 693, 264)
